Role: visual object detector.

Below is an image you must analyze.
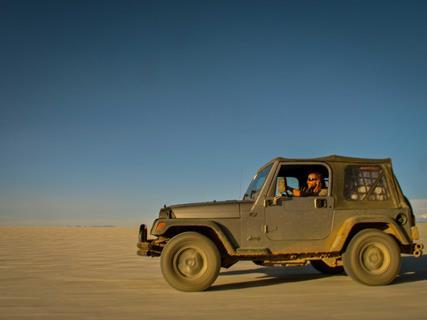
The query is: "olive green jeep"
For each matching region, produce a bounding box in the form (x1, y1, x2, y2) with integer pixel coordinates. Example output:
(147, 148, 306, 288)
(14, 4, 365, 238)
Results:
(137, 155, 423, 291)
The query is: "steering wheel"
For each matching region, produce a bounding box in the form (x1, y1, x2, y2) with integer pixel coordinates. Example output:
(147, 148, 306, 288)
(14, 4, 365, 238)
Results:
(283, 186, 294, 197)
(282, 186, 294, 197)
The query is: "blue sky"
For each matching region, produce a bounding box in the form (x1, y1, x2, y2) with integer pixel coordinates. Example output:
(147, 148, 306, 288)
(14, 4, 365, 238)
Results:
(1, 0, 427, 225)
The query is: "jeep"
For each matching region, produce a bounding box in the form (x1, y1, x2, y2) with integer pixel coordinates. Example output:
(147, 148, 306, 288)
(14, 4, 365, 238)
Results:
(137, 155, 423, 291)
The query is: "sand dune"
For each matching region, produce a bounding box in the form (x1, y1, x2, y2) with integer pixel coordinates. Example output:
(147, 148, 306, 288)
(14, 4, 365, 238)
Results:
(1, 224, 426, 320)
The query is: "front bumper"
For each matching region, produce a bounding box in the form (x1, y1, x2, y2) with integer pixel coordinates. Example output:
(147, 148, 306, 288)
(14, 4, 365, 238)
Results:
(136, 224, 162, 257)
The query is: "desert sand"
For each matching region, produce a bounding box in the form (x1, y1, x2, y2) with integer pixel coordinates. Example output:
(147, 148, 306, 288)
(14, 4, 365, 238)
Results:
(1, 224, 426, 320)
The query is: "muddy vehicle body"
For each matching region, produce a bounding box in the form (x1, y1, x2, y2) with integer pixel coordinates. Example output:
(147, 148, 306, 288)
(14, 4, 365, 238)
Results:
(137, 155, 423, 291)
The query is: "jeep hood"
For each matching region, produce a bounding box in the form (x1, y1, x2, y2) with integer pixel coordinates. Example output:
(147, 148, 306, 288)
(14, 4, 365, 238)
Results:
(160, 200, 252, 219)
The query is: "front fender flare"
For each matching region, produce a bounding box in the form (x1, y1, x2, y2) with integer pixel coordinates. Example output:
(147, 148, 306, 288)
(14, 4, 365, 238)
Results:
(152, 219, 238, 255)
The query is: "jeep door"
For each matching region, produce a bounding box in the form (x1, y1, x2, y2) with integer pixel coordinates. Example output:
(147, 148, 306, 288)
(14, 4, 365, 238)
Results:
(264, 163, 334, 241)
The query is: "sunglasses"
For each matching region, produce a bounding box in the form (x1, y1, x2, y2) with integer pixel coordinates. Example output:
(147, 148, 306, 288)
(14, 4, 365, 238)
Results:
(307, 178, 319, 182)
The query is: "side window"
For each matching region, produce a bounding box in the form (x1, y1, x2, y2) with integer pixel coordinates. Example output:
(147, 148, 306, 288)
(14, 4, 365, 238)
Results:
(275, 176, 299, 196)
(286, 177, 299, 190)
(344, 165, 390, 201)
(272, 164, 329, 197)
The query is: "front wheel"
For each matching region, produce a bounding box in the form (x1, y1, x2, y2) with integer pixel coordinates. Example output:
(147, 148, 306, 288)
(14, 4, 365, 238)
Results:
(160, 232, 221, 292)
(343, 229, 400, 286)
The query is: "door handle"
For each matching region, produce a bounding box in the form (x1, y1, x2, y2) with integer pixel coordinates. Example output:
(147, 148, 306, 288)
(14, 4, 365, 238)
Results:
(314, 198, 327, 208)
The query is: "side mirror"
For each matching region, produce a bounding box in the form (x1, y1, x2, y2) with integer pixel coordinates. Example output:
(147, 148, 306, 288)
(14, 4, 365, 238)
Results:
(264, 196, 284, 207)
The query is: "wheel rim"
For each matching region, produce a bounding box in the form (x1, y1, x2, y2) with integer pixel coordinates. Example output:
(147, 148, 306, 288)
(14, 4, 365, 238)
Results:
(173, 247, 207, 279)
(359, 242, 391, 275)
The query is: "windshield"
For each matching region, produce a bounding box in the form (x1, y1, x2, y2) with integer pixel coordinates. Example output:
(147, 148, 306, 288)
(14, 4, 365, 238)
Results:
(243, 164, 272, 200)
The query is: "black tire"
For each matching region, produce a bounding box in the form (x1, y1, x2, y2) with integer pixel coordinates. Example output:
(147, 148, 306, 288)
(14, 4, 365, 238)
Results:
(160, 232, 221, 292)
(310, 260, 345, 275)
(343, 229, 400, 286)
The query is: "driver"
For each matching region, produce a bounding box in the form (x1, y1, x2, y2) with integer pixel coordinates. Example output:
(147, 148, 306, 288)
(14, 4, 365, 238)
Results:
(293, 172, 328, 197)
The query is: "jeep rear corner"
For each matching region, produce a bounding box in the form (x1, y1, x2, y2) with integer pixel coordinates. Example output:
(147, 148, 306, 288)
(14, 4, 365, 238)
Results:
(392, 173, 424, 257)
(407, 216, 424, 258)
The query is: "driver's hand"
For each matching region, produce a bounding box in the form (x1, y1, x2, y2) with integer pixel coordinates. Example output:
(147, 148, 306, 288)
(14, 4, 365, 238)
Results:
(293, 189, 302, 197)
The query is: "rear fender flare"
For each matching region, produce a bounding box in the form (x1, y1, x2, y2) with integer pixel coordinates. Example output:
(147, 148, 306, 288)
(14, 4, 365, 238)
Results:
(330, 216, 410, 252)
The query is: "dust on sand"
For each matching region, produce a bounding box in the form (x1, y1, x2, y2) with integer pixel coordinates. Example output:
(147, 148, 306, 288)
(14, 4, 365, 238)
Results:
(1, 224, 426, 320)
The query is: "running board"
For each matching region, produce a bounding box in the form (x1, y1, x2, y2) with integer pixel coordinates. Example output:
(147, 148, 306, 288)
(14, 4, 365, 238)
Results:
(235, 248, 271, 256)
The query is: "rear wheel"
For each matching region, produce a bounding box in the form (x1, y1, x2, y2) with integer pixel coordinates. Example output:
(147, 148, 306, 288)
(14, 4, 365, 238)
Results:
(160, 232, 221, 292)
(343, 229, 400, 286)
(310, 260, 344, 275)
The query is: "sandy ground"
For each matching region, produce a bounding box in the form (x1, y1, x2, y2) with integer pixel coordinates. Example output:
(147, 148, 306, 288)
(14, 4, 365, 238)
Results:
(1, 225, 426, 320)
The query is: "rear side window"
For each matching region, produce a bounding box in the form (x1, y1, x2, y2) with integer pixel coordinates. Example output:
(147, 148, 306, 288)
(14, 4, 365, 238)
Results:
(344, 165, 390, 201)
